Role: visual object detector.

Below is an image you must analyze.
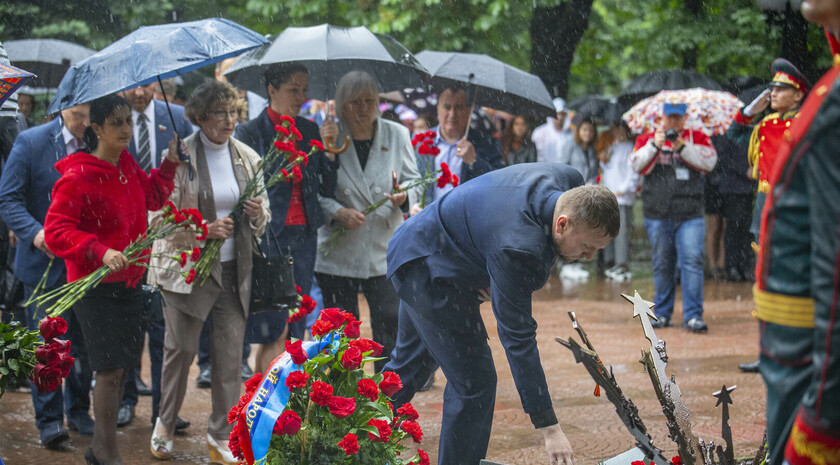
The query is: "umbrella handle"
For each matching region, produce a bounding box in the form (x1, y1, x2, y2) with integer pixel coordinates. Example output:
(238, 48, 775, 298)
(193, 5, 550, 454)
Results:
(324, 135, 350, 154)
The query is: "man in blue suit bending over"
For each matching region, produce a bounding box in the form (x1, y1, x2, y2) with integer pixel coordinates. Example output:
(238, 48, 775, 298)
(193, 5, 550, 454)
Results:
(383, 163, 619, 465)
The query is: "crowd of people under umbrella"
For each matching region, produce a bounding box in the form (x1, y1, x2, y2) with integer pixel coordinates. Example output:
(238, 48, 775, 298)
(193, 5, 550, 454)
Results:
(1, 6, 839, 465)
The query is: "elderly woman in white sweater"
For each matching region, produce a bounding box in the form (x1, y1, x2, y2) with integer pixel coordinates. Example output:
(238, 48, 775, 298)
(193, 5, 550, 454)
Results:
(317, 71, 422, 371)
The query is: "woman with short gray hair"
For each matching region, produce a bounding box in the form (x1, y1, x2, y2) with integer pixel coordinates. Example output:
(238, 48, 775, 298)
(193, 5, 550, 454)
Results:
(317, 71, 421, 370)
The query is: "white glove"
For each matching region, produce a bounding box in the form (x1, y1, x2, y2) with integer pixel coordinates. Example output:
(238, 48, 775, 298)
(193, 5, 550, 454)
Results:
(743, 89, 771, 117)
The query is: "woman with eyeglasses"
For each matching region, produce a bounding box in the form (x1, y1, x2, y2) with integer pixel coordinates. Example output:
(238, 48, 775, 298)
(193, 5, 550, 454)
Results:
(147, 80, 270, 464)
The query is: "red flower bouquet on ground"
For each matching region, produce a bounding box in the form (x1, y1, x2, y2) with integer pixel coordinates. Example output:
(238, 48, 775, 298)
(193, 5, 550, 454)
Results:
(227, 309, 428, 465)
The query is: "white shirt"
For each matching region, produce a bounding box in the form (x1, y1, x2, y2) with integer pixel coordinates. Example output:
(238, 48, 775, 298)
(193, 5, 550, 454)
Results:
(61, 123, 84, 156)
(200, 131, 240, 262)
(131, 103, 157, 167)
(600, 140, 639, 206)
(432, 125, 464, 201)
(532, 119, 572, 164)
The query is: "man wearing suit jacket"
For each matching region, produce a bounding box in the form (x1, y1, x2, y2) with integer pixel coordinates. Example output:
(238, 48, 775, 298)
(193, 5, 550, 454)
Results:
(412, 85, 504, 210)
(383, 163, 620, 465)
(0, 104, 95, 449)
(119, 82, 194, 429)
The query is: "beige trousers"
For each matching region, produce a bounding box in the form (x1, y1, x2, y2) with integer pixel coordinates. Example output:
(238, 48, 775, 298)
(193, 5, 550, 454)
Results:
(158, 262, 246, 440)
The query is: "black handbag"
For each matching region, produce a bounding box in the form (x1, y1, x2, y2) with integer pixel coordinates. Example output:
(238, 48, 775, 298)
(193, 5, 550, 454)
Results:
(250, 226, 298, 313)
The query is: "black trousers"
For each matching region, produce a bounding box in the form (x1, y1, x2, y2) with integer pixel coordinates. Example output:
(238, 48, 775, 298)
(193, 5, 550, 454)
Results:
(720, 193, 754, 276)
(314, 272, 399, 372)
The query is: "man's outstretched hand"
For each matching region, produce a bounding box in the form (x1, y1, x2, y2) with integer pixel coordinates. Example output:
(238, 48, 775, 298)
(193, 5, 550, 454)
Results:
(540, 423, 574, 465)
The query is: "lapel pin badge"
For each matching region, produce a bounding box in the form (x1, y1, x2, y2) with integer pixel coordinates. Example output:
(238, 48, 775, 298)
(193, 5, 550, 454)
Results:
(380, 146, 388, 151)
(158, 124, 167, 132)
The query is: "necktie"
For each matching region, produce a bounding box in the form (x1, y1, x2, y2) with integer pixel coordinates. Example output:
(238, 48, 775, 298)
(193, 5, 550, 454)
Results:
(137, 113, 152, 171)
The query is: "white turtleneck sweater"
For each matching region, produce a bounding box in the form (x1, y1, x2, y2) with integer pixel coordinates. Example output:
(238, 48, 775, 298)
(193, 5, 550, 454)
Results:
(201, 131, 240, 262)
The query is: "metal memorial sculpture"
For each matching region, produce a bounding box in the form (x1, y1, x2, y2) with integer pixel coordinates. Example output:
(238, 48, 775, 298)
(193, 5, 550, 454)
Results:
(558, 291, 766, 465)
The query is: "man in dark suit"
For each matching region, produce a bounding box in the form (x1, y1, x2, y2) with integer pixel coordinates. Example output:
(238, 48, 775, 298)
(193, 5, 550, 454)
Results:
(0, 104, 95, 450)
(118, 82, 194, 429)
(383, 163, 620, 465)
(412, 84, 504, 211)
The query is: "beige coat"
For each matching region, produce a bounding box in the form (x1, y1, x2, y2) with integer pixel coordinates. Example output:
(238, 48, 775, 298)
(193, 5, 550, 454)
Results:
(315, 118, 421, 279)
(147, 132, 270, 317)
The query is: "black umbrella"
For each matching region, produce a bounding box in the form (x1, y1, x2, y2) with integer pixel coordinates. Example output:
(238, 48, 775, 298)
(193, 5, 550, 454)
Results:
(416, 50, 555, 119)
(567, 95, 622, 124)
(4, 39, 95, 90)
(617, 69, 723, 109)
(225, 24, 428, 101)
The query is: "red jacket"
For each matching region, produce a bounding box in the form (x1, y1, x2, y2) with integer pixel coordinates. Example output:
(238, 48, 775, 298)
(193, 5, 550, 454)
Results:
(45, 150, 177, 285)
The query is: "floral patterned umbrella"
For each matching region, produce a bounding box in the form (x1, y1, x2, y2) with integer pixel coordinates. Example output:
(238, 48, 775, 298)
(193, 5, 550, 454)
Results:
(622, 88, 743, 136)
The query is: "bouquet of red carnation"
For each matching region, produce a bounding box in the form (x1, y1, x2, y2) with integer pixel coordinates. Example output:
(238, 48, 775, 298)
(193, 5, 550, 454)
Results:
(411, 130, 458, 209)
(0, 316, 75, 398)
(26, 201, 206, 317)
(227, 309, 429, 465)
(193, 115, 322, 284)
(285, 285, 319, 325)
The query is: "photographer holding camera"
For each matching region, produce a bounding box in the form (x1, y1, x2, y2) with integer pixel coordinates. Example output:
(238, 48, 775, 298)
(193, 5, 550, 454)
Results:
(629, 102, 718, 333)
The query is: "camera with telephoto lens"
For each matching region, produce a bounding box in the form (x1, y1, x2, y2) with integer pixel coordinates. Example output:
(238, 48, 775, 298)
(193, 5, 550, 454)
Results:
(665, 128, 679, 142)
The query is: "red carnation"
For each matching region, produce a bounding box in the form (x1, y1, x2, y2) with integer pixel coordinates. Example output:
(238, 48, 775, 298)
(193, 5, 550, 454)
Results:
(343, 318, 361, 339)
(367, 418, 392, 442)
(31, 364, 62, 393)
(196, 222, 208, 241)
(178, 251, 188, 267)
(436, 162, 453, 188)
(319, 308, 351, 327)
(190, 248, 201, 261)
(425, 130, 436, 138)
(277, 126, 291, 138)
(184, 269, 196, 285)
(397, 403, 419, 421)
(296, 285, 302, 294)
(273, 410, 302, 436)
(291, 127, 302, 141)
(671, 456, 682, 465)
(310, 380, 333, 406)
(310, 140, 325, 152)
(400, 420, 423, 443)
(356, 378, 379, 402)
(418, 449, 430, 465)
(286, 309, 306, 324)
(379, 371, 402, 397)
(338, 433, 360, 455)
(451, 174, 459, 187)
(310, 319, 334, 337)
(281, 168, 290, 178)
(228, 393, 250, 425)
(285, 370, 310, 389)
(280, 114, 295, 125)
(300, 294, 316, 313)
(328, 395, 356, 418)
(244, 372, 263, 396)
(228, 421, 246, 460)
(39, 316, 67, 341)
(340, 346, 363, 370)
(284, 340, 308, 365)
(292, 165, 302, 182)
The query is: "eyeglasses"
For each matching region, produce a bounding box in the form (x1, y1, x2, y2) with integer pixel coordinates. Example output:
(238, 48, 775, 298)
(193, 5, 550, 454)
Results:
(208, 109, 238, 121)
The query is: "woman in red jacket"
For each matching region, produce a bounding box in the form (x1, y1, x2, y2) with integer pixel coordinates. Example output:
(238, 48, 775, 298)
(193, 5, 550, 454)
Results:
(44, 94, 180, 465)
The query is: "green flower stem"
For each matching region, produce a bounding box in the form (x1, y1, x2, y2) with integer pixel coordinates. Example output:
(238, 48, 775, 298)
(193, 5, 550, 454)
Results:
(319, 170, 439, 256)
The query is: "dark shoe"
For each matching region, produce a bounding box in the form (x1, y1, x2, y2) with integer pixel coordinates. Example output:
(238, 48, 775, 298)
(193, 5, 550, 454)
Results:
(650, 316, 671, 328)
(67, 414, 95, 436)
(683, 318, 708, 333)
(85, 447, 103, 465)
(40, 423, 70, 451)
(739, 360, 760, 373)
(417, 371, 436, 392)
(241, 363, 254, 382)
(196, 366, 211, 389)
(117, 404, 134, 427)
(151, 414, 191, 432)
(137, 376, 153, 396)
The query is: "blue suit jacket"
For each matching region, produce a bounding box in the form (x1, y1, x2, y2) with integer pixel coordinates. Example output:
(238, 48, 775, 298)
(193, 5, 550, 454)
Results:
(235, 111, 339, 240)
(0, 118, 67, 287)
(417, 125, 504, 205)
(128, 100, 193, 168)
(387, 163, 584, 418)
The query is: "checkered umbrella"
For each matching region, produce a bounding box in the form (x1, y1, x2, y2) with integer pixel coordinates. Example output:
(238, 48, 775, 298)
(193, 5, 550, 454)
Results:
(622, 88, 743, 136)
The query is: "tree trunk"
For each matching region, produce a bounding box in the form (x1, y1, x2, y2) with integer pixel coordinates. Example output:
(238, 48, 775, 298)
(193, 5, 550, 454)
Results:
(682, 0, 702, 70)
(530, 0, 594, 99)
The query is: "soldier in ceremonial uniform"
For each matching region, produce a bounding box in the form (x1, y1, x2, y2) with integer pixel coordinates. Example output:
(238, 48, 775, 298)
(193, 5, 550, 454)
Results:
(779, 2, 840, 462)
(754, 14, 840, 465)
(727, 58, 811, 374)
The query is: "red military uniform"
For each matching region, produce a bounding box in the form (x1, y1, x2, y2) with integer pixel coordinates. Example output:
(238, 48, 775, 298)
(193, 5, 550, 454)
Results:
(731, 107, 799, 194)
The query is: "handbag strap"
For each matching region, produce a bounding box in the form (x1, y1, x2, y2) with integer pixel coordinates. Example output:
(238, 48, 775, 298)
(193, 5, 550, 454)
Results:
(260, 222, 290, 259)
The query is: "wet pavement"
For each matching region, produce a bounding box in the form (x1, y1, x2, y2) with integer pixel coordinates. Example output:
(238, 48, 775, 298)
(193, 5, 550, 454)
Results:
(0, 273, 765, 465)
